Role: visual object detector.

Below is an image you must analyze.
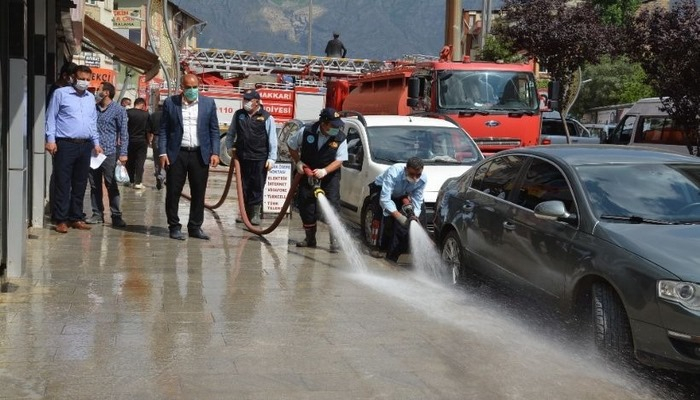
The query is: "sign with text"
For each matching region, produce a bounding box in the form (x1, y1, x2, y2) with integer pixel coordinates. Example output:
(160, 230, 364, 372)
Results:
(113, 8, 142, 29)
(263, 162, 292, 215)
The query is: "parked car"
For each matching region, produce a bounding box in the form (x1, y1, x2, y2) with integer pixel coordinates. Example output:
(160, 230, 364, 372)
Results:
(607, 97, 698, 156)
(540, 111, 601, 144)
(583, 123, 616, 144)
(279, 113, 483, 242)
(432, 145, 700, 373)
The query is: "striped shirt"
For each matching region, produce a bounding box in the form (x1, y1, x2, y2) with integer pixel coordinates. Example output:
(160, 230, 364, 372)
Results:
(96, 101, 129, 156)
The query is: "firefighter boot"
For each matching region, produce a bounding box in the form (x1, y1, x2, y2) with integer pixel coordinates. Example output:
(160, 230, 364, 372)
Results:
(329, 233, 340, 253)
(250, 204, 262, 226)
(296, 227, 317, 248)
(236, 205, 252, 224)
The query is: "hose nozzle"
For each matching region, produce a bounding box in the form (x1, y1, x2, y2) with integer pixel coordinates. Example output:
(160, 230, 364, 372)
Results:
(313, 186, 325, 198)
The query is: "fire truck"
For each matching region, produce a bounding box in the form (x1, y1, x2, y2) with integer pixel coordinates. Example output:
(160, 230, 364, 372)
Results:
(172, 48, 386, 165)
(326, 50, 542, 155)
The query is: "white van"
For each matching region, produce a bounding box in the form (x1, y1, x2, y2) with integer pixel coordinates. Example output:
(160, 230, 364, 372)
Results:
(607, 97, 698, 155)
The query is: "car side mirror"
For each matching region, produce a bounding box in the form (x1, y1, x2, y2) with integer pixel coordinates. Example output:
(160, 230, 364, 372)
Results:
(534, 200, 577, 224)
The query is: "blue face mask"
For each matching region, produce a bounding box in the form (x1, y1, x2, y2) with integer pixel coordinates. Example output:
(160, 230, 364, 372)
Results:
(327, 127, 340, 136)
(184, 87, 198, 101)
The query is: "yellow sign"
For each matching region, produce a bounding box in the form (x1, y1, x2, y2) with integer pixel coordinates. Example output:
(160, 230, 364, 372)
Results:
(113, 8, 142, 29)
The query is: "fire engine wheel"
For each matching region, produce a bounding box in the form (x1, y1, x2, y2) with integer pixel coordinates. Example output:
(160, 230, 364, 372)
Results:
(360, 197, 380, 247)
(219, 138, 231, 166)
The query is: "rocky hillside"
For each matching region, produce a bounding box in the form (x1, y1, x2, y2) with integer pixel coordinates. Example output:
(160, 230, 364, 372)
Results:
(176, 0, 475, 60)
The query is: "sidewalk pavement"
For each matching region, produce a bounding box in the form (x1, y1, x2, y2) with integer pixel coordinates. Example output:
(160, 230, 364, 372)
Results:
(0, 165, 660, 399)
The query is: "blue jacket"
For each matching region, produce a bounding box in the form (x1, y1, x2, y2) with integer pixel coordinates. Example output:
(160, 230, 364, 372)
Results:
(158, 94, 220, 165)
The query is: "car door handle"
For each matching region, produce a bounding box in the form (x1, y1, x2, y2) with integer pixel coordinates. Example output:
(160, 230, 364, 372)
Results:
(502, 221, 516, 231)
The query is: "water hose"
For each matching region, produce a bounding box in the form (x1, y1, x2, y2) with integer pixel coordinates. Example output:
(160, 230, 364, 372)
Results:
(179, 150, 304, 236)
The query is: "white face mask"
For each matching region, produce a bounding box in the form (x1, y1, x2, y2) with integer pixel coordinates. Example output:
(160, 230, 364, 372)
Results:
(74, 79, 90, 92)
(95, 91, 105, 103)
(243, 101, 254, 112)
(406, 176, 418, 184)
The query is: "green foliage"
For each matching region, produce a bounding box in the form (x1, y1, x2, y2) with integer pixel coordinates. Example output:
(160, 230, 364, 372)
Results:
(477, 35, 526, 63)
(569, 56, 655, 116)
(589, 0, 642, 25)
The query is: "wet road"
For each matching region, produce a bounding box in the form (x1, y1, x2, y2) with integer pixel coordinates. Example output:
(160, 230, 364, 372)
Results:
(1, 162, 697, 399)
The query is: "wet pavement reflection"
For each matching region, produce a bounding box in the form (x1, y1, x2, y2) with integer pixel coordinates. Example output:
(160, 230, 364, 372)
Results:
(1, 162, 698, 399)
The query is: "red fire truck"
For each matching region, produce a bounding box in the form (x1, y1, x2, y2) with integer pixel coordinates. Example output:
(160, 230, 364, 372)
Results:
(327, 52, 541, 155)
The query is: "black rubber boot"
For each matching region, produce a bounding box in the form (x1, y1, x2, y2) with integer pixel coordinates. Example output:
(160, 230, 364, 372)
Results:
(329, 233, 340, 253)
(296, 227, 317, 248)
(250, 205, 262, 226)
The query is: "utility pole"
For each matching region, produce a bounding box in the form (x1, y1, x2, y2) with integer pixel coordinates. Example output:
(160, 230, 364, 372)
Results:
(307, 0, 313, 56)
(479, 0, 492, 49)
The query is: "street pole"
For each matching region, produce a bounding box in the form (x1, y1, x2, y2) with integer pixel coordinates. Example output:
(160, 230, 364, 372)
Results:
(307, 0, 313, 56)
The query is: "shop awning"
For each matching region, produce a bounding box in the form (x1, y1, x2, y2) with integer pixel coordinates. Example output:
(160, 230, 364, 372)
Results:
(83, 15, 160, 81)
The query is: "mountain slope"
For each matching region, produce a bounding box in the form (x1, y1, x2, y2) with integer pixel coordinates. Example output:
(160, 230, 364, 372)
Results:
(176, 0, 451, 60)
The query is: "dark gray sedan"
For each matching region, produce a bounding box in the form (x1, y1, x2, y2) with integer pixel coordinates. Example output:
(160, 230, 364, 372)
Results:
(433, 145, 700, 373)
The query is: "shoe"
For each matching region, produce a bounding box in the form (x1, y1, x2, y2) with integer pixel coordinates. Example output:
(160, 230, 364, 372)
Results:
(55, 222, 68, 234)
(85, 214, 104, 224)
(156, 178, 163, 190)
(112, 217, 127, 228)
(169, 229, 186, 240)
(188, 228, 210, 240)
(134, 183, 145, 190)
(296, 239, 317, 248)
(250, 204, 262, 226)
(385, 254, 399, 264)
(69, 221, 91, 230)
(370, 250, 384, 259)
(235, 215, 243, 223)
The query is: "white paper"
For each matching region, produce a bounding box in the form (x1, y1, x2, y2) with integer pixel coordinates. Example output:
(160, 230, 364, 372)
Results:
(90, 153, 107, 169)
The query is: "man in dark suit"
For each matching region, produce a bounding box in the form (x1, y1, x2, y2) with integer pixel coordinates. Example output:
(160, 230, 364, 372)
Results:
(158, 73, 220, 240)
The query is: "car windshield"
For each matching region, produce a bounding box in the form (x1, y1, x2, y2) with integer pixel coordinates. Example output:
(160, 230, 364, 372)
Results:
(576, 163, 700, 223)
(437, 70, 538, 111)
(366, 125, 481, 165)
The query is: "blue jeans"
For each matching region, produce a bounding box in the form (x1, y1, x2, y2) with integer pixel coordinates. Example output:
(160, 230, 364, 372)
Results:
(88, 154, 122, 219)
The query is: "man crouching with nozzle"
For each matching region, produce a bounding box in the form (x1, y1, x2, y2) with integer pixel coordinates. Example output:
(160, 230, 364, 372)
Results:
(369, 157, 426, 264)
(288, 108, 348, 253)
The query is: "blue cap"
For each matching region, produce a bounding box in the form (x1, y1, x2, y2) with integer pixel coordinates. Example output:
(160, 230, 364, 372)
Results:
(319, 107, 344, 128)
(243, 89, 260, 100)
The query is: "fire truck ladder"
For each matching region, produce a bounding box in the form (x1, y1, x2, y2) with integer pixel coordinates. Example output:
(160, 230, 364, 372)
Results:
(183, 48, 387, 78)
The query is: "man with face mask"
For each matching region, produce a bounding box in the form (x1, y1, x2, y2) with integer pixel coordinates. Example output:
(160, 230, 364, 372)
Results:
(45, 65, 104, 233)
(86, 81, 129, 227)
(158, 73, 220, 240)
(287, 108, 348, 252)
(225, 89, 277, 226)
(368, 157, 426, 264)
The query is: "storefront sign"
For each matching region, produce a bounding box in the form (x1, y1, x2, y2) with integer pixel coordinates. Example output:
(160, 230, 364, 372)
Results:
(113, 8, 142, 29)
(89, 68, 115, 90)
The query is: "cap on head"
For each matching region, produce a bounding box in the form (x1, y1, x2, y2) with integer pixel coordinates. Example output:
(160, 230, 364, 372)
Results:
(243, 89, 261, 100)
(319, 107, 344, 128)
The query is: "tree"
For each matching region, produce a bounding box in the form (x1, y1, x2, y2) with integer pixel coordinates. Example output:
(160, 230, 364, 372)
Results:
(590, 0, 642, 25)
(477, 35, 526, 63)
(570, 55, 656, 117)
(494, 0, 613, 141)
(625, 0, 700, 153)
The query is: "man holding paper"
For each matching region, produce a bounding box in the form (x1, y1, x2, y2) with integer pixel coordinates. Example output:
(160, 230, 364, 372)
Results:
(86, 81, 129, 228)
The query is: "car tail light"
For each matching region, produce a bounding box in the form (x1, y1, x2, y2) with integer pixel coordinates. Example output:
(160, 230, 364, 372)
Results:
(541, 138, 552, 145)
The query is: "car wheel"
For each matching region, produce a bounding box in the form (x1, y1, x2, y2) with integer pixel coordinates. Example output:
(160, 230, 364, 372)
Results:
(591, 282, 634, 362)
(360, 197, 380, 247)
(219, 134, 230, 166)
(440, 230, 465, 285)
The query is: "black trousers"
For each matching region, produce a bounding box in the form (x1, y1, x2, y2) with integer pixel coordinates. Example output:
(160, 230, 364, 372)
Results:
(126, 140, 148, 184)
(369, 183, 409, 260)
(238, 159, 267, 206)
(165, 149, 209, 231)
(52, 139, 92, 222)
(298, 173, 340, 225)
